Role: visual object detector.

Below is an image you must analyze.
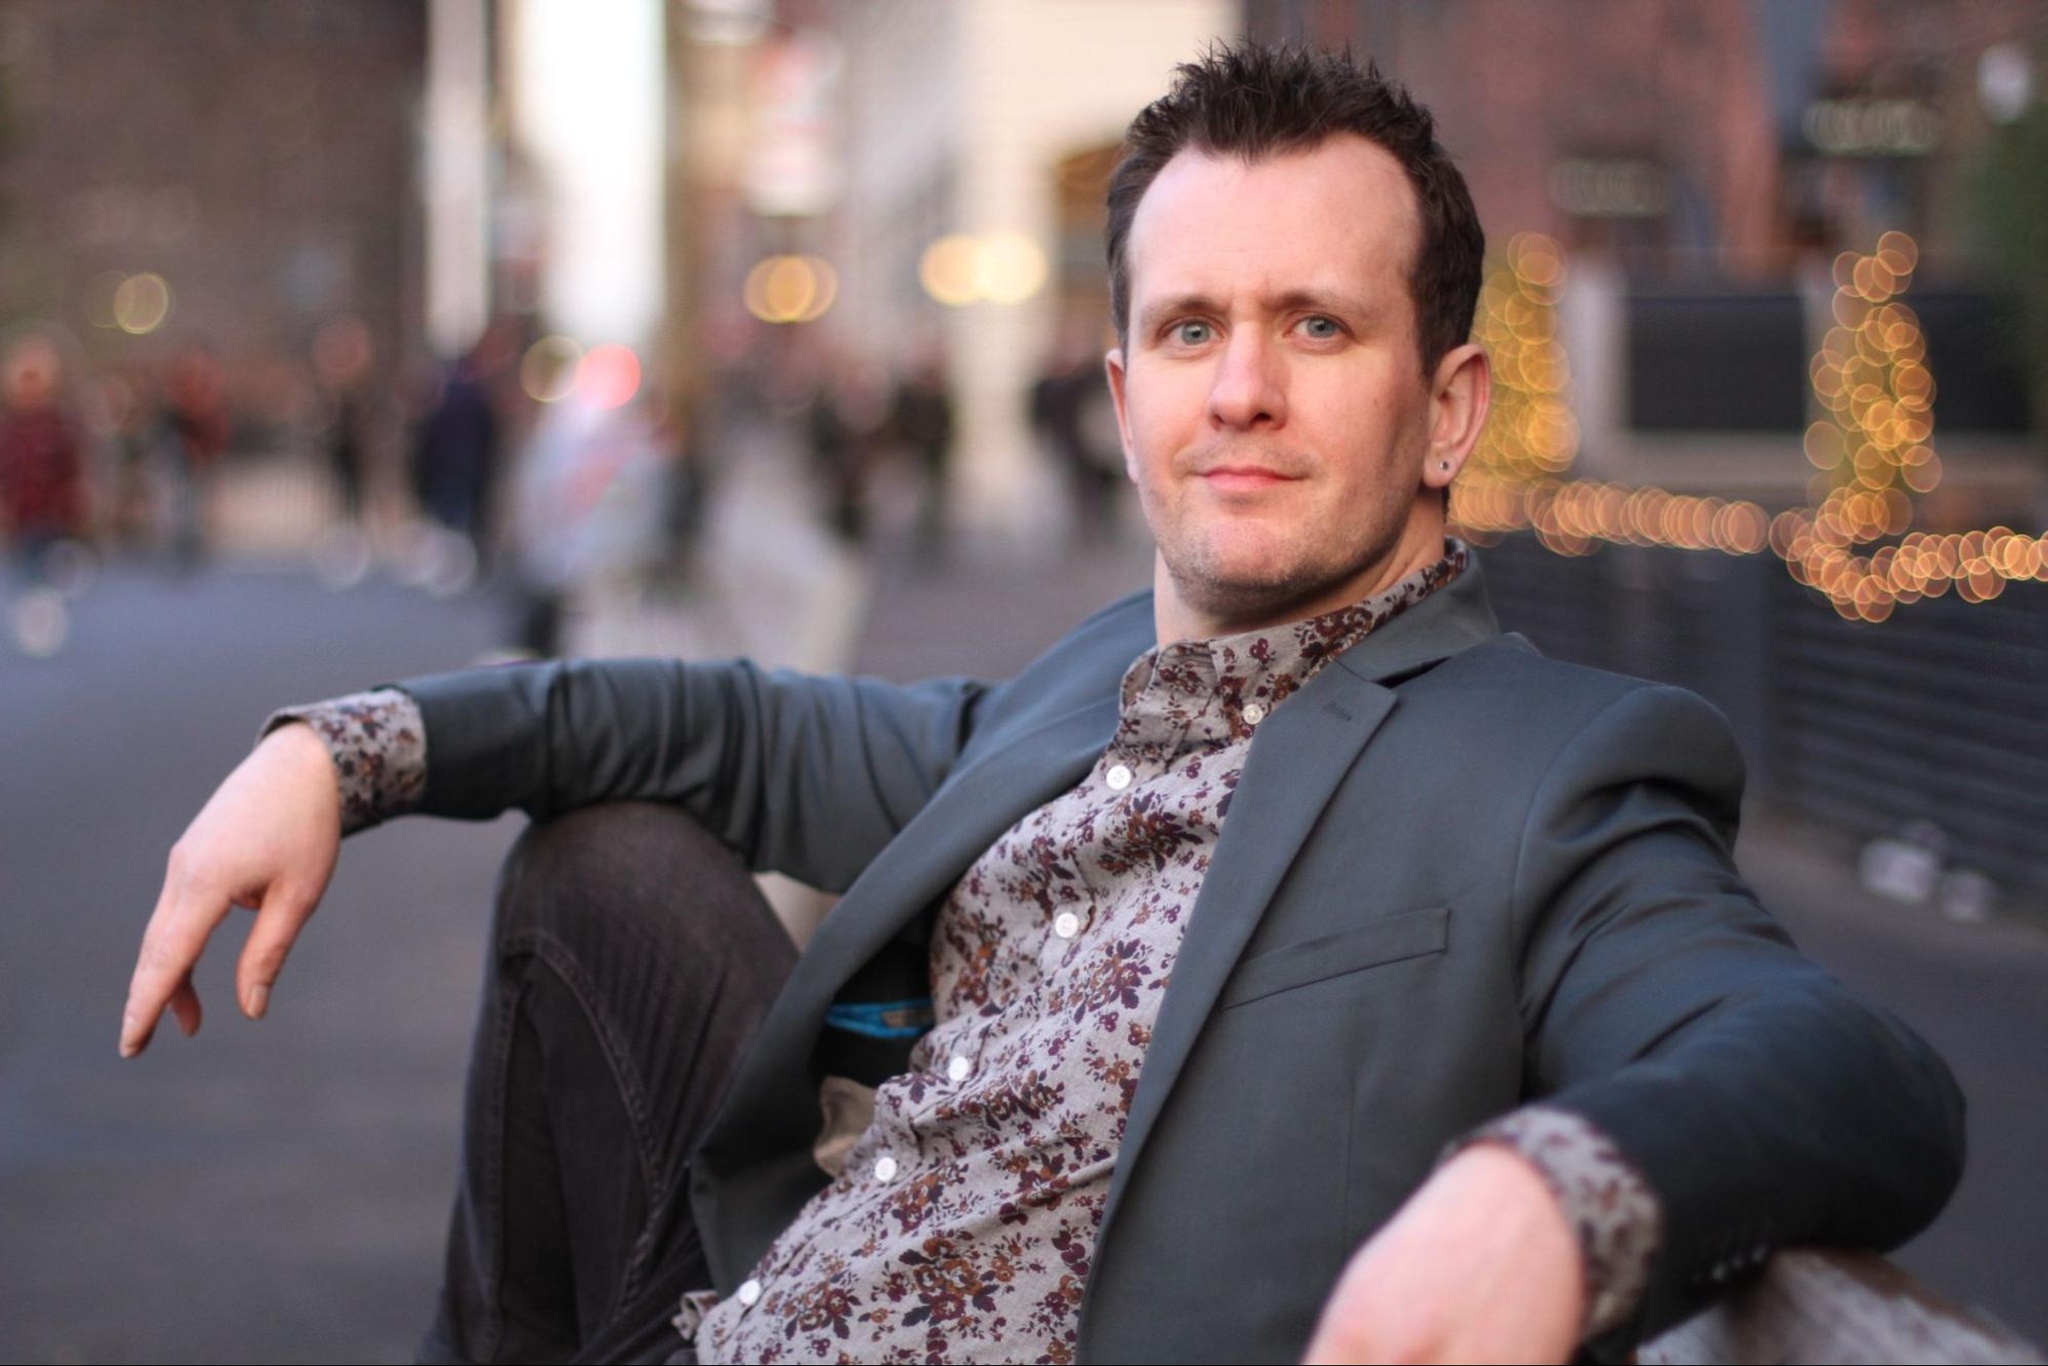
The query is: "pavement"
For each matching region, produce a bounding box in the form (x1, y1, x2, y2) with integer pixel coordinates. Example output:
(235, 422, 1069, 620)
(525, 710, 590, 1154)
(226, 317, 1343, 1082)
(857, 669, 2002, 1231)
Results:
(2, 427, 2043, 1361)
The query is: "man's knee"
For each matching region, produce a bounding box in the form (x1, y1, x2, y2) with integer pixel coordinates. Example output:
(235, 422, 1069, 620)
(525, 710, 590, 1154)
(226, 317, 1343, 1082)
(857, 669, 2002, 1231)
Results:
(492, 802, 795, 974)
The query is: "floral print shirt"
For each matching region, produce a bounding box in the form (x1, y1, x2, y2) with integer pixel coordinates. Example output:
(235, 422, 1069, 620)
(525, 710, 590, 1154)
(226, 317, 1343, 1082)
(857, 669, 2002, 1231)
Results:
(272, 543, 1659, 1361)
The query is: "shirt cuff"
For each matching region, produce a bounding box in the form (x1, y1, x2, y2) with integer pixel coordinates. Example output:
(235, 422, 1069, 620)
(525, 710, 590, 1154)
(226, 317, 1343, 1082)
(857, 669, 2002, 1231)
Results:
(1448, 1104, 1662, 1340)
(261, 688, 427, 835)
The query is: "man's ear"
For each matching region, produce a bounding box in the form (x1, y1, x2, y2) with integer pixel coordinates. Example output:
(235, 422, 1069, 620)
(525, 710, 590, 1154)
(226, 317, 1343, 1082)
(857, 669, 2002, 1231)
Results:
(1421, 343, 1491, 492)
(1104, 347, 1139, 483)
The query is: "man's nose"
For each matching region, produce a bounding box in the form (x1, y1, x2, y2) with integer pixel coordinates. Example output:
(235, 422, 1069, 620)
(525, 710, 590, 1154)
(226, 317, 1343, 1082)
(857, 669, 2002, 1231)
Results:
(1207, 330, 1287, 430)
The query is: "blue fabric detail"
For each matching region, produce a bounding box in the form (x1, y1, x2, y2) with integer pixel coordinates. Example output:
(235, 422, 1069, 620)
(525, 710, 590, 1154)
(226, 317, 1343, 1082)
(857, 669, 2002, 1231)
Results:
(824, 998, 935, 1039)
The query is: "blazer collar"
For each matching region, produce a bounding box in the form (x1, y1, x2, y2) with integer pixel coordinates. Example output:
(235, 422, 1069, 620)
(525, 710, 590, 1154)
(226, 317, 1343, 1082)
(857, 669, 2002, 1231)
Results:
(1333, 547, 1501, 686)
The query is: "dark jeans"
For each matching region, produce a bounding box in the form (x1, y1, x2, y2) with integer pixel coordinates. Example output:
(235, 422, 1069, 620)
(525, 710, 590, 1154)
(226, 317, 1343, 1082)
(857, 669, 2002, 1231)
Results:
(420, 804, 797, 1365)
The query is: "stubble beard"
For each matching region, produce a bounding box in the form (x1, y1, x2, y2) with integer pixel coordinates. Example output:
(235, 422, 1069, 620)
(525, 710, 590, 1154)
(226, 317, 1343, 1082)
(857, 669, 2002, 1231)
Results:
(1157, 506, 1404, 629)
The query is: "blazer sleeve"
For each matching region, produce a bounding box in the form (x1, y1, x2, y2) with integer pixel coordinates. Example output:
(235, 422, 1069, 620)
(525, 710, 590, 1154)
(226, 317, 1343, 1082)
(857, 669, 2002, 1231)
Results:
(1509, 683, 1965, 1351)
(398, 657, 992, 894)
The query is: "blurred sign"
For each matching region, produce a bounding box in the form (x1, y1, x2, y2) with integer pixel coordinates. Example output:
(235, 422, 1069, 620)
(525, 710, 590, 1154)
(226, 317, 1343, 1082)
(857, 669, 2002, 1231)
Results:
(1802, 98, 1941, 156)
(1979, 44, 2033, 125)
(1547, 158, 1670, 218)
(686, 0, 770, 46)
(745, 32, 843, 218)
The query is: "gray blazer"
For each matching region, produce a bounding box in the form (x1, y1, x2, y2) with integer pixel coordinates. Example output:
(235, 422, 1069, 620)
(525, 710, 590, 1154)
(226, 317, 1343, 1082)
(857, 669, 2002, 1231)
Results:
(405, 558, 1962, 1363)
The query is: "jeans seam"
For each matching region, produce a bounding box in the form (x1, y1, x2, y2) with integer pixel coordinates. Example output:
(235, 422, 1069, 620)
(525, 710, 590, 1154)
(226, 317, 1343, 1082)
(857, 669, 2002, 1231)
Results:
(524, 926, 681, 1318)
(471, 958, 521, 1364)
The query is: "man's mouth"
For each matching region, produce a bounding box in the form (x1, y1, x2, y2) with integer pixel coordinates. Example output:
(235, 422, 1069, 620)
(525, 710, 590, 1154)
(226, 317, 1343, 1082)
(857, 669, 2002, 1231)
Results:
(1197, 465, 1301, 492)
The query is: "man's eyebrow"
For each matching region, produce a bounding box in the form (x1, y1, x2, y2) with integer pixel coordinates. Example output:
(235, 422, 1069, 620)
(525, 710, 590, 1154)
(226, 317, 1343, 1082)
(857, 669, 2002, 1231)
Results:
(1269, 286, 1381, 319)
(1134, 293, 1222, 333)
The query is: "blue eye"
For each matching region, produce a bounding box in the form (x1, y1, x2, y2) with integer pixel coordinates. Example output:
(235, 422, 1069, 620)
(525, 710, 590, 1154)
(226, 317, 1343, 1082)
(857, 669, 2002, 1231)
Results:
(1171, 320, 1213, 346)
(1299, 316, 1341, 340)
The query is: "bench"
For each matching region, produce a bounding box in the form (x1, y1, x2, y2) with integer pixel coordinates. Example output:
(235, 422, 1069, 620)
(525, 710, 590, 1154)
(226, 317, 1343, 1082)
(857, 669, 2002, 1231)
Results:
(1640, 1249, 2042, 1364)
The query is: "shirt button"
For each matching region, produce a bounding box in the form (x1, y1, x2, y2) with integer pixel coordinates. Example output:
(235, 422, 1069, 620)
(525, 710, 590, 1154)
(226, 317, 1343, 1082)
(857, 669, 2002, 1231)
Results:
(737, 1278, 763, 1307)
(1242, 701, 1267, 725)
(947, 1055, 972, 1082)
(1053, 911, 1081, 939)
(873, 1154, 898, 1184)
(1105, 763, 1133, 791)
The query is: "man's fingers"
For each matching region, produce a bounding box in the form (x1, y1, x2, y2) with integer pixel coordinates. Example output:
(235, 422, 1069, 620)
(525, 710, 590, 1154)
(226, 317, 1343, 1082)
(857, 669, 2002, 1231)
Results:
(121, 858, 232, 1057)
(121, 882, 183, 1057)
(235, 887, 314, 1020)
(118, 997, 158, 1059)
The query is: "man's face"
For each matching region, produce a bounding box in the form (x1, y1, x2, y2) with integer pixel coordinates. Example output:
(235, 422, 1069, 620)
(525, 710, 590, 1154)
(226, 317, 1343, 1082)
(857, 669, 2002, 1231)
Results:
(1107, 134, 1468, 634)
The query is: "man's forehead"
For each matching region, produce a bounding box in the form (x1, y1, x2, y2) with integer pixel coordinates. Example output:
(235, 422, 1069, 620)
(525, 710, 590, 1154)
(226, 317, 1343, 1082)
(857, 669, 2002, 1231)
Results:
(1124, 134, 1421, 304)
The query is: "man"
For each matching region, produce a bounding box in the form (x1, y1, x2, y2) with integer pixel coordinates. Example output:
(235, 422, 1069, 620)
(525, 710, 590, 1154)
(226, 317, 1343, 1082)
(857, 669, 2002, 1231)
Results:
(122, 45, 1962, 1365)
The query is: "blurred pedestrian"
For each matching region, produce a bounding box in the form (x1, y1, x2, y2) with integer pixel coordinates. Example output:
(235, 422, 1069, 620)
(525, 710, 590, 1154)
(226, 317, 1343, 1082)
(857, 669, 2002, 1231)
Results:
(102, 374, 163, 554)
(507, 386, 671, 657)
(0, 336, 89, 653)
(1030, 323, 1125, 544)
(310, 318, 379, 589)
(410, 337, 503, 564)
(806, 353, 890, 545)
(889, 343, 954, 561)
(314, 317, 376, 526)
(661, 406, 715, 578)
(164, 347, 230, 569)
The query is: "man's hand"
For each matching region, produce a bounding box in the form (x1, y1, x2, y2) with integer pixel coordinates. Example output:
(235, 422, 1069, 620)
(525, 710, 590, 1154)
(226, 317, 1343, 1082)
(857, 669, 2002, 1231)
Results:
(1303, 1142, 1584, 1365)
(120, 723, 342, 1057)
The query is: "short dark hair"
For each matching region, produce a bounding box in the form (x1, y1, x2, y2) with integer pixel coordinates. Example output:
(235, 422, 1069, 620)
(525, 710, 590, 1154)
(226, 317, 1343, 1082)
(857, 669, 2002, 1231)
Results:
(1106, 43, 1484, 376)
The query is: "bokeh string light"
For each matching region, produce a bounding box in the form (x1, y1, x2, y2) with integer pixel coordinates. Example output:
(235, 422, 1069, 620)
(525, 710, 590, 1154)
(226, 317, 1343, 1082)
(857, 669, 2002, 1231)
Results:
(1448, 231, 2048, 620)
(1770, 233, 2045, 620)
(1451, 232, 1773, 559)
(1466, 233, 1579, 485)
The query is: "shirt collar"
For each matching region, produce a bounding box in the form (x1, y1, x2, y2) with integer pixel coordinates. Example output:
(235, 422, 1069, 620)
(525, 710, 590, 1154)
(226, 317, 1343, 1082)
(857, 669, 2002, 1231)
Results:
(1114, 540, 1469, 756)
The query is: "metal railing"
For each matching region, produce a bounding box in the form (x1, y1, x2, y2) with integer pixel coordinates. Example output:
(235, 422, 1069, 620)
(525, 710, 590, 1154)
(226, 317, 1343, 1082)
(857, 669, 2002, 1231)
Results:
(1480, 533, 2048, 899)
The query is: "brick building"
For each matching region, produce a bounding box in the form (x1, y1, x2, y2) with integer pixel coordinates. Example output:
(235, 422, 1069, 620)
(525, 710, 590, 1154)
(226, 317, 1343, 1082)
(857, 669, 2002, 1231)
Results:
(0, 0, 428, 452)
(1246, 0, 2044, 515)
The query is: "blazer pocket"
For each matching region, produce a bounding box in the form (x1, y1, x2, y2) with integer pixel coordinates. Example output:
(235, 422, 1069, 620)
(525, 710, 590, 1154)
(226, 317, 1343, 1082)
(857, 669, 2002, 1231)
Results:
(1220, 905, 1450, 1009)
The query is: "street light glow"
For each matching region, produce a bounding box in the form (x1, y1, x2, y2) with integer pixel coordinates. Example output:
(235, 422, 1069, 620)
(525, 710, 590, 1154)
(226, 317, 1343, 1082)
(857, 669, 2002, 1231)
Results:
(975, 231, 1048, 305)
(918, 232, 1048, 307)
(919, 236, 980, 307)
(743, 255, 836, 324)
(578, 343, 642, 409)
(113, 273, 172, 334)
(520, 335, 584, 403)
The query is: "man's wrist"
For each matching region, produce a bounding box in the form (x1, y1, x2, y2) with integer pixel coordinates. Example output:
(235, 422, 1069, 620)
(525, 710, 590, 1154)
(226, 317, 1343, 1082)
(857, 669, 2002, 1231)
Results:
(260, 688, 427, 835)
(1448, 1104, 1662, 1339)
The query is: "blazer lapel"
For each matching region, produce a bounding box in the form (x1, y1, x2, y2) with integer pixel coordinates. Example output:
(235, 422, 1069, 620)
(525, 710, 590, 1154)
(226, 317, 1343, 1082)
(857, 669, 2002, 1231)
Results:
(1094, 553, 1500, 1252)
(1097, 663, 1397, 1230)
(801, 691, 1120, 983)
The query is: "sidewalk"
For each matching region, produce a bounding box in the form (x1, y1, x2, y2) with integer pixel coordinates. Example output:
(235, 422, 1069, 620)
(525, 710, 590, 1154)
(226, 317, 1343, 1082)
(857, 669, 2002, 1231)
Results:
(567, 420, 871, 675)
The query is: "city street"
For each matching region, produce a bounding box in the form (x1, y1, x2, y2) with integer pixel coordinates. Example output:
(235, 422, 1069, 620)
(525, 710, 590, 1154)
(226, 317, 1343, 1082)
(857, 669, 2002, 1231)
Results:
(7, 3, 2046, 1361)
(3, 542, 2045, 1361)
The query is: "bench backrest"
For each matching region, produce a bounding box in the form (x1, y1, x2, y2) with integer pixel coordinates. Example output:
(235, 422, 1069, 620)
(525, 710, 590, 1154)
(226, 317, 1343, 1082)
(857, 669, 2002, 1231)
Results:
(1639, 1250, 2042, 1365)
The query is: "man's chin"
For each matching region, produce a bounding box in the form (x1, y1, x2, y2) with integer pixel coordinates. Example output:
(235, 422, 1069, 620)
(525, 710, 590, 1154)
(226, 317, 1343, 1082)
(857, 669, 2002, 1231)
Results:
(1163, 554, 1328, 624)
(1158, 530, 1412, 629)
